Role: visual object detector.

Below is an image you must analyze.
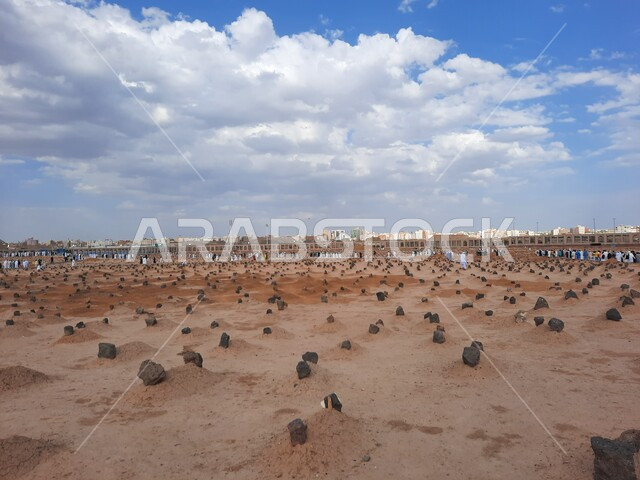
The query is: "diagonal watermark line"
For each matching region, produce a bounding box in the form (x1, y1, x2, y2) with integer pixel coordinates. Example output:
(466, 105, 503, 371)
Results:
(74, 297, 204, 454)
(436, 22, 567, 182)
(436, 296, 568, 455)
(74, 24, 206, 182)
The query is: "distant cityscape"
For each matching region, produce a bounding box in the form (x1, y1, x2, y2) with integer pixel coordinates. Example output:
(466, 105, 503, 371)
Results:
(2, 224, 639, 250)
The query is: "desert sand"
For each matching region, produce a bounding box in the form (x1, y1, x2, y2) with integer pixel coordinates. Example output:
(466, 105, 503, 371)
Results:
(0, 254, 638, 479)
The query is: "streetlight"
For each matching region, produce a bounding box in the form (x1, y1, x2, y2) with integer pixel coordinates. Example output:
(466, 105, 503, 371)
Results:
(613, 217, 616, 233)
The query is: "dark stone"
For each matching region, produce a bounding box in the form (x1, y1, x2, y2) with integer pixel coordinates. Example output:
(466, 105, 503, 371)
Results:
(509, 296, 516, 304)
(548, 318, 565, 332)
(429, 313, 440, 323)
(102, 318, 109, 324)
(621, 296, 635, 307)
(75, 321, 85, 329)
(534, 316, 545, 326)
(432, 330, 445, 344)
(320, 294, 328, 303)
(63, 325, 74, 336)
(470, 340, 484, 351)
(565, 290, 579, 300)
(302, 351, 318, 364)
(277, 299, 287, 311)
(186, 304, 193, 314)
(321, 392, 343, 412)
(433, 281, 440, 287)
(592, 278, 600, 286)
(621, 284, 630, 290)
(630, 289, 640, 299)
(582, 288, 589, 295)
(266, 309, 273, 314)
(591, 430, 640, 480)
(263, 327, 272, 334)
(98, 343, 117, 359)
(138, 360, 166, 386)
(395, 306, 405, 316)
(296, 360, 311, 379)
(363, 455, 371, 462)
(485, 310, 493, 317)
(606, 308, 622, 321)
(219, 332, 230, 348)
(135, 306, 145, 315)
(287, 418, 308, 446)
(462, 346, 480, 367)
(182, 351, 203, 368)
(375, 319, 384, 326)
(376, 291, 385, 301)
(475, 293, 485, 300)
(423, 312, 432, 320)
(340, 340, 352, 350)
(210, 320, 219, 329)
(145, 316, 157, 327)
(5, 319, 14, 326)
(181, 327, 191, 334)
(326, 315, 335, 323)
(461, 302, 473, 310)
(368, 324, 380, 334)
(534, 297, 549, 310)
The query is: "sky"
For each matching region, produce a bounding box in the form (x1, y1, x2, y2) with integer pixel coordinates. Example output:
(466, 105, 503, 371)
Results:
(0, 0, 639, 241)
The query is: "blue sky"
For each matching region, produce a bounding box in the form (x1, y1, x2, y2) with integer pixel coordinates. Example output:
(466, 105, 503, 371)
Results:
(0, 0, 638, 241)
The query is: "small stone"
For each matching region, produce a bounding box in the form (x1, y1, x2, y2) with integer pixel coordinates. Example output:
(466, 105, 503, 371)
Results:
(296, 361, 311, 379)
(263, 327, 272, 334)
(534, 297, 549, 310)
(509, 296, 516, 304)
(219, 332, 230, 348)
(548, 318, 565, 332)
(75, 321, 85, 329)
(606, 308, 622, 321)
(210, 320, 219, 329)
(591, 430, 640, 480)
(287, 418, 307, 446)
(321, 392, 343, 412)
(98, 343, 117, 359)
(181, 327, 191, 334)
(470, 340, 484, 351)
(485, 310, 493, 317)
(432, 330, 445, 344)
(145, 316, 157, 327)
(138, 360, 166, 386)
(592, 278, 600, 286)
(423, 312, 432, 320)
(461, 302, 473, 310)
(102, 318, 109, 324)
(375, 319, 384, 326)
(362, 455, 371, 462)
(630, 289, 640, 299)
(326, 315, 335, 323)
(266, 309, 272, 314)
(514, 310, 527, 323)
(340, 340, 352, 350)
(63, 325, 74, 336)
(376, 291, 386, 301)
(621, 296, 634, 307)
(395, 306, 405, 316)
(182, 351, 203, 368)
(368, 324, 380, 334)
(475, 293, 485, 300)
(302, 351, 318, 364)
(430, 313, 440, 323)
(135, 306, 145, 315)
(534, 316, 544, 326)
(277, 299, 287, 311)
(320, 294, 328, 303)
(565, 290, 579, 300)
(462, 346, 480, 367)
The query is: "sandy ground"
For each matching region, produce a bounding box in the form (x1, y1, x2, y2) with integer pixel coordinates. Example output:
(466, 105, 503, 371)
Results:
(0, 254, 638, 479)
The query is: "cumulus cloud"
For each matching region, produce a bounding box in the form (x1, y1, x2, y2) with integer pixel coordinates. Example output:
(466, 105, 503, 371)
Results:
(0, 0, 637, 239)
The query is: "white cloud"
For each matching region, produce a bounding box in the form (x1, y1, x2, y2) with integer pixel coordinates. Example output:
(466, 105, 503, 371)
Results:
(398, 0, 417, 13)
(550, 4, 565, 13)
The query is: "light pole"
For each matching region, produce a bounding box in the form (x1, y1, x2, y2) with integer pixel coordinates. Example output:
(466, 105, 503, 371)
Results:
(613, 217, 616, 233)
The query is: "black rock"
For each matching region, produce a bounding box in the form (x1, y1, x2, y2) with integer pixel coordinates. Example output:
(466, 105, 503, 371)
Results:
(302, 351, 318, 364)
(75, 321, 85, 329)
(263, 327, 272, 335)
(98, 342, 117, 359)
(138, 359, 166, 386)
(376, 291, 385, 301)
(321, 392, 343, 412)
(320, 294, 328, 303)
(296, 360, 311, 379)
(326, 315, 335, 323)
(592, 278, 600, 286)
(375, 319, 384, 326)
(509, 296, 516, 304)
(461, 302, 473, 310)
(591, 430, 640, 480)
(219, 332, 230, 348)
(582, 288, 589, 295)
(287, 418, 308, 446)
(606, 308, 622, 321)
(102, 318, 109, 324)
(630, 289, 640, 299)
(210, 320, 219, 329)
(182, 351, 203, 368)
(145, 316, 157, 327)
(266, 309, 273, 314)
(475, 293, 485, 300)
(462, 346, 480, 367)
(432, 330, 445, 344)
(430, 313, 440, 323)
(277, 299, 287, 311)
(548, 318, 565, 332)
(470, 340, 484, 351)
(534, 316, 545, 326)
(368, 324, 380, 334)
(423, 312, 432, 320)
(181, 327, 191, 334)
(621, 296, 635, 307)
(485, 310, 493, 317)
(340, 340, 352, 350)
(565, 290, 579, 300)
(534, 297, 549, 310)
(395, 306, 405, 316)
(5, 319, 14, 326)
(63, 325, 74, 336)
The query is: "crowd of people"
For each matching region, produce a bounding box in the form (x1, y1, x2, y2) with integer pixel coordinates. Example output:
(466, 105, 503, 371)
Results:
(535, 249, 638, 262)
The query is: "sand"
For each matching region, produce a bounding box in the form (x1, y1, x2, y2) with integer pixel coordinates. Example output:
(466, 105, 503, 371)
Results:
(0, 255, 638, 479)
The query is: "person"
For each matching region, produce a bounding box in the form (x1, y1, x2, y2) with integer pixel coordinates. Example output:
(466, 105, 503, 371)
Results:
(460, 251, 468, 270)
